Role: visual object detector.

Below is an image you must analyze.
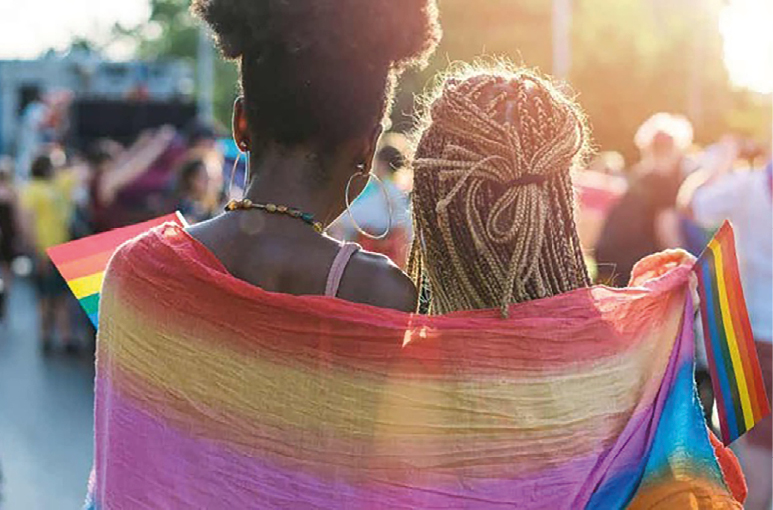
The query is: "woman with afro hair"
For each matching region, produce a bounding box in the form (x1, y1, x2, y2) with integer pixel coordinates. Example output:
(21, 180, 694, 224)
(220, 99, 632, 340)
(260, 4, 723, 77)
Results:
(87, 0, 440, 506)
(185, 0, 441, 308)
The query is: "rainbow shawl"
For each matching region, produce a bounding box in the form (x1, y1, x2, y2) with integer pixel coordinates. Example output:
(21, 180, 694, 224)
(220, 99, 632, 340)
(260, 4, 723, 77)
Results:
(87, 223, 745, 509)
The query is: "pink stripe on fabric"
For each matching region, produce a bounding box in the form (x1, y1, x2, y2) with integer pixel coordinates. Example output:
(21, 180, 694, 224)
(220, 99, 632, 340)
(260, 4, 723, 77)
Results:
(94, 379, 642, 509)
(325, 243, 360, 298)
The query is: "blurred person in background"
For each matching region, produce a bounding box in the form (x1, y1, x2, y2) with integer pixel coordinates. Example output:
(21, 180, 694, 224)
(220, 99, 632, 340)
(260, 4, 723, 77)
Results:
(87, 126, 177, 233)
(681, 138, 772, 510)
(587, 150, 626, 177)
(15, 89, 48, 182)
(185, 120, 220, 160)
(573, 151, 628, 279)
(0, 157, 19, 271)
(184, 121, 226, 213)
(0, 157, 20, 320)
(735, 137, 766, 169)
(20, 152, 78, 352)
(175, 158, 216, 224)
(330, 134, 413, 268)
(595, 113, 694, 286)
(42, 90, 75, 145)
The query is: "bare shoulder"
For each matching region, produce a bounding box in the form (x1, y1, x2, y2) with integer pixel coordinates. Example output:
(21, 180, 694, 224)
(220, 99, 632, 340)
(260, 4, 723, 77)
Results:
(185, 215, 227, 246)
(338, 249, 418, 313)
(184, 215, 239, 263)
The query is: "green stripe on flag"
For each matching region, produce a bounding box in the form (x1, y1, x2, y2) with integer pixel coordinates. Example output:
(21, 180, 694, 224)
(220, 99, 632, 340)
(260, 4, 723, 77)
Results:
(79, 293, 100, 316)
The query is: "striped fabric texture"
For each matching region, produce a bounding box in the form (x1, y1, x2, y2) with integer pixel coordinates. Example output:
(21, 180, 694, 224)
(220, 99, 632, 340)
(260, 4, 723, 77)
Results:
(83, 223, 745, 509)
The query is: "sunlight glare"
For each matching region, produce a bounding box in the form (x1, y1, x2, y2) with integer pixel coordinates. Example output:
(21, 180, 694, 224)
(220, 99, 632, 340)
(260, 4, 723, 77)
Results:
(719, 0, 773, 94)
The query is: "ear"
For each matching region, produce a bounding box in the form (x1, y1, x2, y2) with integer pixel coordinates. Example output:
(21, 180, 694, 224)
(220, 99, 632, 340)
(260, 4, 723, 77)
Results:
(232, 97, 250, 152)
(358, 123, 384, 173)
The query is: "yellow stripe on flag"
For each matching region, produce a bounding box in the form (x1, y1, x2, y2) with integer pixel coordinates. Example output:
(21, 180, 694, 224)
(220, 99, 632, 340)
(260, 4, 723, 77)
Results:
(710, 241, 754, 430)
(69, 272, 105, 300)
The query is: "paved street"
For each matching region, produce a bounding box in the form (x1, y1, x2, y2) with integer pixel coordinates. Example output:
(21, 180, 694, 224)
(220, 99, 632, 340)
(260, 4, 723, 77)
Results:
(0, 278, 95, 510)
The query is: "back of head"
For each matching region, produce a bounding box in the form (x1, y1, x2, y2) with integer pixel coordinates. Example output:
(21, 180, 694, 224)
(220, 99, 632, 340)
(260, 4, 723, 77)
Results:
(635, 113, 693, 157)
(409, 65, 591, 315)
(177, 158, 207, 195)
(192, 0, 441, 149)
(31, 154, 55, 180)
(377, 145, 406, 174)
(185, 120, 217, 147)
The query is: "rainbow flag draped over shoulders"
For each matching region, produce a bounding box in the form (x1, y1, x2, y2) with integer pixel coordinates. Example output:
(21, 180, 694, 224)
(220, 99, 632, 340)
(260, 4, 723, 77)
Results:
(84, 223, 746, 509)
(47, 213, 186, 327)
(694, 221, 771, 445)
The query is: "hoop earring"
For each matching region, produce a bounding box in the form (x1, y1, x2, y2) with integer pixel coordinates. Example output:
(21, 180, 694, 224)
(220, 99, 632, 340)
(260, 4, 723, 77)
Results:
(345, 165, 392, 240)
(227, 146, 250, 200)
(242, 150, 251, 192)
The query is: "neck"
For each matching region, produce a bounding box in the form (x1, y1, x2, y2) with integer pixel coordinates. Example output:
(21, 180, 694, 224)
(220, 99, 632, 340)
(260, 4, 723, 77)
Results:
(242, 146, 346, 227)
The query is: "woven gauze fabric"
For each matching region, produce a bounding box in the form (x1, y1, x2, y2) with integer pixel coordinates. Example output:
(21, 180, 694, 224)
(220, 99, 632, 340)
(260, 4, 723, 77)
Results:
(86, 223, 744, 509)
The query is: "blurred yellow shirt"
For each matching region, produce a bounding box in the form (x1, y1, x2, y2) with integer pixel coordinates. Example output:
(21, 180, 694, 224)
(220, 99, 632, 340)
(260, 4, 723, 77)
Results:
(21, 171, 76, 255)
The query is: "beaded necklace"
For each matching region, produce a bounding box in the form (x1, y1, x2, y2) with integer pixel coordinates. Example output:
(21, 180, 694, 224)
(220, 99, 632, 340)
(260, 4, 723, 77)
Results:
(225, 199, 324, 233)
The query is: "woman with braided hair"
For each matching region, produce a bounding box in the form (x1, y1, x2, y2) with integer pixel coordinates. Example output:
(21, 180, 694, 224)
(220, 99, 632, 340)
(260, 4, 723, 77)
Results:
(409, 65, 592, 315)
(405, 63, 748, 507)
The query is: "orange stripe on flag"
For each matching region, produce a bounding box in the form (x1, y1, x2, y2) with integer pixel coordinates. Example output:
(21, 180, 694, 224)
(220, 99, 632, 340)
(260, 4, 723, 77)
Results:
(709, 240, 754, 430)
(47, 213, 183, 266)
(719, 236, 760, 421)
(57, 249, 114, 281)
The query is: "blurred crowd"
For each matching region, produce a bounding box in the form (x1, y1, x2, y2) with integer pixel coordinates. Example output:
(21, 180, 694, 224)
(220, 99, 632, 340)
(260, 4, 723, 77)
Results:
(0, 97, 770, 506)
(0, 103, 770, 345)
(0, 92, 422, 352)
(0, 92, 230, 353)
(577, 113, 771, 510)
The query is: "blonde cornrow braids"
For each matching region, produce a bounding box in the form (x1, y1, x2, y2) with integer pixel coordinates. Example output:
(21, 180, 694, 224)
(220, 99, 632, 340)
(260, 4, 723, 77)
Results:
(409, 66, 591, 316)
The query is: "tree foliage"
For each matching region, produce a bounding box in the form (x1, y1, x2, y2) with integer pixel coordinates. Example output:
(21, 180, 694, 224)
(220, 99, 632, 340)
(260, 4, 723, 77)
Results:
(115, 0, 239, 130)
(119, 0, 771, 159)
(402, 0, 771, 160)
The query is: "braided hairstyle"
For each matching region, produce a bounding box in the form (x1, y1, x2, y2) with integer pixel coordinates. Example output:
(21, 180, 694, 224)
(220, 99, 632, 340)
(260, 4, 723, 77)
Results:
(192, 0, 441, 148)
(408, 65, 592, 316)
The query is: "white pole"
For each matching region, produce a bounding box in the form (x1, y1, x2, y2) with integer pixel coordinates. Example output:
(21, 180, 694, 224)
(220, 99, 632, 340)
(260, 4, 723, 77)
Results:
(688, 0, 705, 131)
(197, 27, 214, 123)
(552, 0, 572, 80)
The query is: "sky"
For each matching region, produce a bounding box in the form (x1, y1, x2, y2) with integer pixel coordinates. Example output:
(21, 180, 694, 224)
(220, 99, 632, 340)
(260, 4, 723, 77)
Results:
(719, 0, 773, 95)
(0, 0, 771, 94)
(0, 0, 150, 60)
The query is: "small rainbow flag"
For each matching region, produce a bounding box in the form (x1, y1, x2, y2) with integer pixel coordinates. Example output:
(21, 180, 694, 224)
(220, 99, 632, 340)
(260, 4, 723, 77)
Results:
(47, 212, 186, 327)
(695, 220, 771, 445)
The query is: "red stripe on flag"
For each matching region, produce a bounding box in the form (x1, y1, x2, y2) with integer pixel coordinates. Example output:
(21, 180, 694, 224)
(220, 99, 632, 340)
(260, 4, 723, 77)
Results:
(719, 234, 761, 421)
(716, 230, 760, 422)
(719, 225, 771, 421)
(47, 213, 183, 266)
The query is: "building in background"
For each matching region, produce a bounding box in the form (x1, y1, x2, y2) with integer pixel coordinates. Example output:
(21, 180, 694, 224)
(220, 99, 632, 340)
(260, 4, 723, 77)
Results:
(0, 48, 194, 156)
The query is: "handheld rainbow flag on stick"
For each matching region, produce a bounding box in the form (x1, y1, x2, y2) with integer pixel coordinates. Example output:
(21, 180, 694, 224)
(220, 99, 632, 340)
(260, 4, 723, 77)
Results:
(695, 220, 771, 445)
(47, 212, 186, 327)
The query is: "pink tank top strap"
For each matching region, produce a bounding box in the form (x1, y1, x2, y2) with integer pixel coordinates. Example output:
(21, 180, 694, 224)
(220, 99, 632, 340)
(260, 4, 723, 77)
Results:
(325, 243, 361, 298)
